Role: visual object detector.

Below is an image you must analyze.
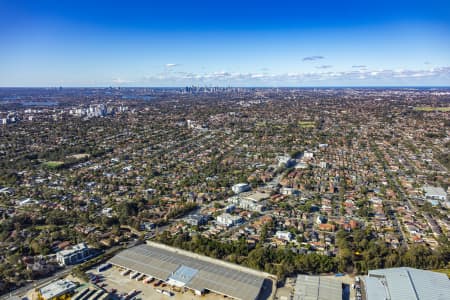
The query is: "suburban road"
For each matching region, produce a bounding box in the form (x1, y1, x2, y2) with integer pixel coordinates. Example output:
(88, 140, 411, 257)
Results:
(0, 267, 75, 300)
(0, 245, 125, 300)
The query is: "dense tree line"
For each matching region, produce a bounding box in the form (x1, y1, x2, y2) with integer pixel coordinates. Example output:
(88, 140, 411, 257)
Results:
(156, 228, 449, 279)
(336, 228, 449, 273)
(156, 231, 336, 280)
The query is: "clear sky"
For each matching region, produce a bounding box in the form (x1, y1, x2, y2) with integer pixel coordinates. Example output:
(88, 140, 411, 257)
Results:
(0, 0, 449, 87)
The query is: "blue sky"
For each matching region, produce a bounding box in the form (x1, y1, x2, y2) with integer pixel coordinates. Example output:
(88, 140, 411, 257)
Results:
(0, 0, 449, 86)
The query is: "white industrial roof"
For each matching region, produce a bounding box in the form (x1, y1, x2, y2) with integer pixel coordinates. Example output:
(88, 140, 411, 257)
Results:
(40, 279, 77, 300)
(365, 267, 450, 300)
(423, 185, 447, 198)
(364, 276, 387, 300)
(293, 275, 342, 300)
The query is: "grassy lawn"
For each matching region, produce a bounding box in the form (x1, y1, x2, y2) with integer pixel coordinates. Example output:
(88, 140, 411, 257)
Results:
(33, 224, 58, 230)
(413, 106, 450, 112)
(298, 121, 315, 128)
(43, 161, 65, 168)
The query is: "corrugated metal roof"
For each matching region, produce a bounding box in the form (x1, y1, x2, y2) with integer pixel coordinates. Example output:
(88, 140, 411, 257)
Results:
(110, 245, 178, 280)
(363, 276, 389, 300)
(109, 244, 266, 300)
(293, 275, 342, 300)
(366, 267, 450, 300)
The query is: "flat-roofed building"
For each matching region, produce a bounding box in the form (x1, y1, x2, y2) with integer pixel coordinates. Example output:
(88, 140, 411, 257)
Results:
(109, 242, 274, 300)
(242, 191, 270, 202)
(275, 231, 293, 242)
(280, 187, 300, 196)
(364, 267, 450, 300)
(277, 155, 295, 167)
(56, 242, 95, 266)
(232, 183, 251, 194)
(39, 279, 77, 300)
(423, 185, 447, 206)
(303, 152, 314, 159)
(293, 275, 342, 300)
(229, 191, 270, 212)
(216, 213, 243, 227)
(184, 214, 209, 226)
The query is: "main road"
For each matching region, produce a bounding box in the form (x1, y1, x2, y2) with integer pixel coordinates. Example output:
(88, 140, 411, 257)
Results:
(0, 267, 75, 300)
(0, 246, 123, 300)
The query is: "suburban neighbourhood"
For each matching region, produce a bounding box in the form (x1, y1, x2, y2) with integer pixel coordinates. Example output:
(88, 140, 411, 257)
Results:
(0, 87, 449, 299)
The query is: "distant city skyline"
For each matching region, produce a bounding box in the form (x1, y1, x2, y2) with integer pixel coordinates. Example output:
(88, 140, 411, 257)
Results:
(1, 0, 449, 87)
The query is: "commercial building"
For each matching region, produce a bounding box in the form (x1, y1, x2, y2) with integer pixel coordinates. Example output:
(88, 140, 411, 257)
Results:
(239, 199, 265, 212)
(216, 213, 243, 227)
(303, 151, 314, 159)
(109, 242, 273, 300)
(277, 155, 295, 168)
(56, 242, 95, 266)
(275, 231, 293, 242)
(319, 161, 328, 169)
(280, 187, 300, 196)
(293, 275, 342, 300)
(39, 279, 77, 300)
(184, 214, 209, 226)
(423, 185, 447, 205)
(295, 162, 309, 169)
(225, 204, 236, 213)
(363, 267, 450, 300)
(140, 221, 155, 231)
(229, 191, 269, 212)
(232, 183, 251, 194)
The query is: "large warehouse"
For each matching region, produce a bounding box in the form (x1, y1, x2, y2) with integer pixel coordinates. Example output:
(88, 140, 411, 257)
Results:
(364, 267, 450, 300)
(293, 275, 342, 300)
(109, 241, 273, 300)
